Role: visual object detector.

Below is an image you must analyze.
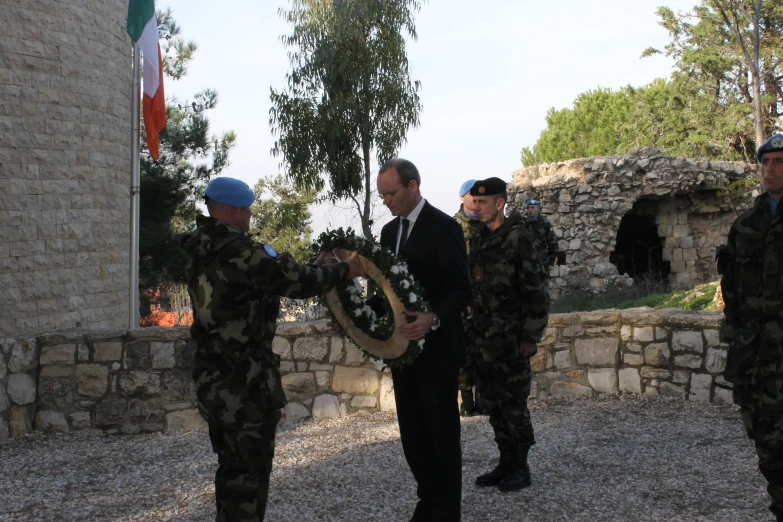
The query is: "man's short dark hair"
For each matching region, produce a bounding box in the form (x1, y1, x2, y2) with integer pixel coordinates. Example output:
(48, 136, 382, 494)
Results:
(493, 192, 508, 204)
(380, 158, 421, 187)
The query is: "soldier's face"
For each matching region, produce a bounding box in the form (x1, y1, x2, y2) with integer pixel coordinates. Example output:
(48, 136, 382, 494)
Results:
(761, 151, 783, 197)
(461, 194, 477, 214)
(473, 195, 504, 225)
(526, 205, 540, 218)
(378, 168, 418, 217)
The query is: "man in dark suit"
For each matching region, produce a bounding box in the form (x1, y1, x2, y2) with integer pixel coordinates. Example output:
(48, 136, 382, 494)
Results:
(377, 158, 472, 522)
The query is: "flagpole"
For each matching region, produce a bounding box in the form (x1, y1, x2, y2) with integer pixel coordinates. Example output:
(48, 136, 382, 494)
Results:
(129, 41, 141, 330)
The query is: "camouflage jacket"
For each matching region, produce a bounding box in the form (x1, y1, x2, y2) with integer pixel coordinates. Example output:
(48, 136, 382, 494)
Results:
(180, 214, 348, 425)
(525, 215, 559, 273)
(453, 204, 483, 255)
(721, 193, 783, 386)
(468, 212, 549, 346)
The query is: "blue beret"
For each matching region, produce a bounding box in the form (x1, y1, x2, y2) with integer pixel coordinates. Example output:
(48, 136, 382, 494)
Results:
(459, 179, 477, 197)
(526, 199, 541, 207)
(758, 134, 783, 161)
(470, 177, 507, 197)
(205, 177, 255, 208)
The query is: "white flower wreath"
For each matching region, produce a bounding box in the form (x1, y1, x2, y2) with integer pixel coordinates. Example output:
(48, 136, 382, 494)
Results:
(312, 228, 430, 369)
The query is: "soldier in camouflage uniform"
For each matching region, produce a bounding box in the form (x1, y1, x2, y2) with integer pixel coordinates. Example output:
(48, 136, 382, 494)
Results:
(524, 199, 559, 283)
(180, 177, 363, 522)
(454, 179, 484, 416)
(721, 134, 783, 521)
(467, 177, 549, 492)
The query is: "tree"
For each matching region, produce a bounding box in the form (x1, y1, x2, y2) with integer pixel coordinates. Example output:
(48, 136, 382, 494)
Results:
(520, 77, 749, 166)
(643, 0, 783, 156)
(249, 175, 316, 262)
(270, 0, 423, 238)
(138, 10, 236, 315)
(521, 86, 635, 165)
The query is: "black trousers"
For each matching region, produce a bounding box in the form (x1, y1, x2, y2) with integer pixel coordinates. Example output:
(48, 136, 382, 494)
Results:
(392, 349, 462, 521)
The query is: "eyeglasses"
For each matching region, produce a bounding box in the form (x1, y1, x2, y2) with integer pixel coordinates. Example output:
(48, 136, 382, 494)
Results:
(377, 185, 407, 200)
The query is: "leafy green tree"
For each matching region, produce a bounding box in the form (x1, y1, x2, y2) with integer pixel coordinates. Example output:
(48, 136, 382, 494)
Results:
(249, 175, 316, 262)
(520, 78, 743, 166)
(270, 0, 423, 238)
(643, 0, 783, 156)
(138, 10, 236, 315)
(521, 86, 634, 165)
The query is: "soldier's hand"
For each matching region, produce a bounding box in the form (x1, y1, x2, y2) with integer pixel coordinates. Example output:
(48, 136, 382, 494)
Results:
(343, 251, 366, 279)
(313, 251, 338, 266)
(400, 311, 435, 341)
(520, 342, 537, 358)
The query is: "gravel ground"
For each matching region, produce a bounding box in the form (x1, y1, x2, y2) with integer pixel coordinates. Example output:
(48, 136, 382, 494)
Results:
(0, 395, 771, 522)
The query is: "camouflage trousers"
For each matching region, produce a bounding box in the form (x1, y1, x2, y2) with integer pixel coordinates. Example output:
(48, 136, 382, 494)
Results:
(206, 410, 282, 522)
(735, 382, 783, 521)
(474, 353, 535, 449)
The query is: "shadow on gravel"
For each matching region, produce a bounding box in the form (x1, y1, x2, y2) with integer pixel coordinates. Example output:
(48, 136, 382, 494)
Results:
(0, 396, 771, 522)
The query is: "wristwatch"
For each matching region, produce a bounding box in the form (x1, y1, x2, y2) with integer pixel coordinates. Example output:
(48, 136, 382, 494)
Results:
(430, 313, 441, 331)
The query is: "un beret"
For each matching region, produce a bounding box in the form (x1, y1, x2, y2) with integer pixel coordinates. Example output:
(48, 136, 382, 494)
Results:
(758, 134, 783, 161)
(204, 177, 255, 208)
(470, 177, 507, 197)
(526, 199, 541, 207)
(459, 179, 477, 197)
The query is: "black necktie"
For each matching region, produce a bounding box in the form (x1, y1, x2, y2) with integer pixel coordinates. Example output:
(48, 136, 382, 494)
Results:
(398, 218, 410, 254)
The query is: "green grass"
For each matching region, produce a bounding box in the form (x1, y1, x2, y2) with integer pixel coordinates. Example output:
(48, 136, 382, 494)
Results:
(551, 281, 719, 314)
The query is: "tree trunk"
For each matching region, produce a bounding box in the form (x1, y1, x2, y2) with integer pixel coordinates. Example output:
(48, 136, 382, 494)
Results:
(360, 139, 373, 239)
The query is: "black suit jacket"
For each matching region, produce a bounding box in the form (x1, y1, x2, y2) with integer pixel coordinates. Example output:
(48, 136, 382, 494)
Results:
(381, 201, 472, 365)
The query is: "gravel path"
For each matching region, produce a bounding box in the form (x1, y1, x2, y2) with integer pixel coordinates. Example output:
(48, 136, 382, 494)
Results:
(0, 395, 771, 522)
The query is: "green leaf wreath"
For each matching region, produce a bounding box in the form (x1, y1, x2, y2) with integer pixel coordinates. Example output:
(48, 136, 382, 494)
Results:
(312, 227, 430, 369)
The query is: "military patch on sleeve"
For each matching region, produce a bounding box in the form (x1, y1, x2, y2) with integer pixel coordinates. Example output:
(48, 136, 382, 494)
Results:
(264, 244, 278, 258)
(474, 265, 484, 282)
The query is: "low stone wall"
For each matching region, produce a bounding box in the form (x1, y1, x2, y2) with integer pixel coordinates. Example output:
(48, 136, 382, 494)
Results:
(0, 310, 731, 441)
(532, 309, 730, 404)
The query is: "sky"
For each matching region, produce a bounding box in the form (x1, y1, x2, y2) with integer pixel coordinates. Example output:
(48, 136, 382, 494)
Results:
(160, 0, 698, 236)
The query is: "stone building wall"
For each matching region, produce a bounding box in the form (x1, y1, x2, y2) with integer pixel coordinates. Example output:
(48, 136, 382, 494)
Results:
(0, 0, 132, 337)
(0, 312, 732, 441)
(509, 148, 758, 295)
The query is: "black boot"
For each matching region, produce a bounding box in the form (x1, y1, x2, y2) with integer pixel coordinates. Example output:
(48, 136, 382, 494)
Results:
(475, 445, 513, 487)
(460, 390, 475, 417)
(498, 445, 532, 491)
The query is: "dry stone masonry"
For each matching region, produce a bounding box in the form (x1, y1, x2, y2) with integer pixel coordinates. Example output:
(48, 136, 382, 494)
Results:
(531, 309, 732, 404)
(509, 148, 758, 295)
(0, 313, 732, 441)
(0, 0, 133, 337)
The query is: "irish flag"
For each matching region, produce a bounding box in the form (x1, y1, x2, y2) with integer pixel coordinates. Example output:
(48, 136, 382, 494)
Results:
(127, 0, 166, 161)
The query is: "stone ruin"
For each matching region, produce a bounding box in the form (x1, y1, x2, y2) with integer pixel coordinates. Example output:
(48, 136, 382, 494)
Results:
(508, 148, 759, 296)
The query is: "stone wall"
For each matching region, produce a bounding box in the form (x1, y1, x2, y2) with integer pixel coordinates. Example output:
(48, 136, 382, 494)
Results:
(509, 148, 758, 294)
(531, 309, 731, 404)
(0, 311, 732, 441)
(0, 0, 132, 337)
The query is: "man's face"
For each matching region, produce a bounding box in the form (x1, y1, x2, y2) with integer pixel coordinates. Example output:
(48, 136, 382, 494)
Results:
(473, 195, 502, 225)
(377, 168, 417, 216)
(761, 151, 783, 196)
(461, 194, 477, 214)
(526, 204, 541, 218)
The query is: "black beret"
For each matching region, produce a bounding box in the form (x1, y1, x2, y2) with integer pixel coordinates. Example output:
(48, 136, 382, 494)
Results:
(470, 177, 507, 197)
(758, 134, 783, 161)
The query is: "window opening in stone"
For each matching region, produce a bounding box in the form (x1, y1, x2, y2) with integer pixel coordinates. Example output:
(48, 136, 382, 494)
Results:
(556, 252, 566, 266)
(610, 212, 670, 283)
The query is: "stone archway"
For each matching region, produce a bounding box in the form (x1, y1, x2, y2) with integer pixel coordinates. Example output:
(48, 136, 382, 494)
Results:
(610, 200, 671, 284)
